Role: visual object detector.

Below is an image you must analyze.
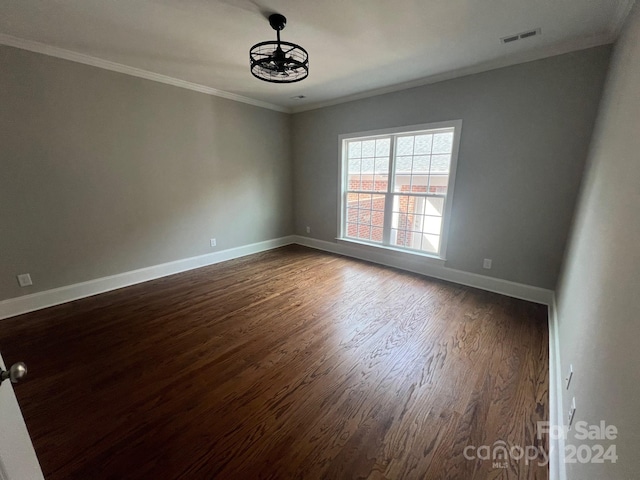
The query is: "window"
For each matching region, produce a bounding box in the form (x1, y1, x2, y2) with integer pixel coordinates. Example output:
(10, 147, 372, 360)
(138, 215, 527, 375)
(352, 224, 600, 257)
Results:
(339, 121, 461, 258)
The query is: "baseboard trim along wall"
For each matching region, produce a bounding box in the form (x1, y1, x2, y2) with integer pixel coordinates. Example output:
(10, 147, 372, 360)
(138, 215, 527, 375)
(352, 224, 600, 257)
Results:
(548, 295, 567, 480)
(296, 236, 561, 476)
(0, 234, 562, 476)
(294, 236, 554, 305)
(0, 235, 554, 320)
(0, 236, 297, 320)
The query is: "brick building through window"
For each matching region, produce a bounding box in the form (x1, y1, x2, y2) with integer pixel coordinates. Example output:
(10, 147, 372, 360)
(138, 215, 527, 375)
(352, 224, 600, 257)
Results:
(340, 122, 461, 258)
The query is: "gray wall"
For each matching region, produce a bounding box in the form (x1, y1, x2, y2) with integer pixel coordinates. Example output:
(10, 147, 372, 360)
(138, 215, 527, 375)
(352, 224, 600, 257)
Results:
(556, 5, 640, 479)
(291, 46, 612, 289)
(0, 46, 293, 301)
(0, 43, 614, 302)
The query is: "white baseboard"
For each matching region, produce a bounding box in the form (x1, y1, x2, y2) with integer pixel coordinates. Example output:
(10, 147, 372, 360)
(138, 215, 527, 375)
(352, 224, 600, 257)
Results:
(548, 295, 567, 480)
(293, 236, 554, 305)
(0, 236, 296, 320)
(295, 235, 560, 476)
(0, 233, 561, 479)
(0, 234, 554, 321)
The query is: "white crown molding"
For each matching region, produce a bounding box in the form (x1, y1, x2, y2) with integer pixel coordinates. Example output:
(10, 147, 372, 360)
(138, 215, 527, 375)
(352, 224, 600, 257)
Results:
(293, 236, 554, 305)
(1, 25, 623, 117)
(0, 236, 296, 320)
(0, 33, 290, 114)
(290, 34, 615, 114)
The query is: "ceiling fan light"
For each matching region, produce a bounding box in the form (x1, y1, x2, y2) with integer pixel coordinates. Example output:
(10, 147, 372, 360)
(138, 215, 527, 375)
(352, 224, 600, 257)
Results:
(249, 14, 309, 83)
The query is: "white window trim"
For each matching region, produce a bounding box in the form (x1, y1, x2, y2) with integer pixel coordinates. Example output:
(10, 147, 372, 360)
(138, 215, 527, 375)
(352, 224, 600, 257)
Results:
(337, 120, 462, 261)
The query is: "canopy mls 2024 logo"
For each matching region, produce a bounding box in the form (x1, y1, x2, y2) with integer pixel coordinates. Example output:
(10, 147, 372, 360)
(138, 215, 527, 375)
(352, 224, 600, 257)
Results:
(464, 420, 618, 469)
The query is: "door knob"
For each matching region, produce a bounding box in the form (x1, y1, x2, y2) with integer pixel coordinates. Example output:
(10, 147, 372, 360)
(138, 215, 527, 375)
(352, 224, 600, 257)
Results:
(0, 362, 27, 385)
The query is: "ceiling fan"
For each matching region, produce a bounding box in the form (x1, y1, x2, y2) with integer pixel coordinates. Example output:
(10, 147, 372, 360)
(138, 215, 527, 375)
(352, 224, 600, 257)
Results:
(249, 13, 309, 83)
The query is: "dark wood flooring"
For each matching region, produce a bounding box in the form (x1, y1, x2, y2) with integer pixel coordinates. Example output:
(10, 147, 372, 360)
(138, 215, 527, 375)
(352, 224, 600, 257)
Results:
(0, 245, 548, 479)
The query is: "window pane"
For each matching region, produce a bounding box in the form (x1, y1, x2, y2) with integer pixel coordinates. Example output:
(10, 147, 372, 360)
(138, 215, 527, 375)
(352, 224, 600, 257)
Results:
(411, 198, 425, 217)
(375, 138, 390, 157)
(348, 158, 361, 173)
(358, 209, 372, 225)
(425, 197, 444, 216)
(346, 207, 358, 223)
(430, 154, 450, 174)
(346, 223, 358, 237)
(414, 135, 433, 154)
(412, 155, 430, 173)
(411, 214, 424, 232)
(371, 227, 383, 242)
(392, 230, 411, 247)
(361, 157, 374, 175)
(372, 177, 387, 192)
(362, 140, 376, 158)
(397, 136, 414, 156)
(358, 224, 371, 240)
(348, 141, 362, 158)
(406, 213, 422, 233)
(394, 169, 412, 192)
(374, 157, 389, 175)
(421, 234, 440, 253)
(373, 158, 389, 192)
(358, 193, 372, 209)
(371, 209, 384, 227)
(392, 211, 410, 230)
(347, 173, 360, 191)
(406, 231, 419, 248)
(432, 132, 453, 154)
(395, 156, 412, 173)
(392, 195, 409, 213)
(422, 216, 442, 235)
(372, 194, 386, 211)
(390, 228, 399, 244)
(428, 174, 449, 194)
(403, 196, 418, 217)
(410, 175, 428, 192)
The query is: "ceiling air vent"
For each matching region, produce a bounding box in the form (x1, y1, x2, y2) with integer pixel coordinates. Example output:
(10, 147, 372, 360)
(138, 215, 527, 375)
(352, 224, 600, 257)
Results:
(502, 35, 520, 44)
(500, 28, 541, 44)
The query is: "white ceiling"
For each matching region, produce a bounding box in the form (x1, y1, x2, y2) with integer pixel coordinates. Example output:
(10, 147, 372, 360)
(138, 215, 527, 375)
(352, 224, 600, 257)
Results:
(0, 0, 634, 112)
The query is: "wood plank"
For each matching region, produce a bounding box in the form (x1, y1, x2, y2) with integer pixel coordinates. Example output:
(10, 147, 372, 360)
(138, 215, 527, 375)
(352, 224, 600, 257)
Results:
(0, 245, 548, 479)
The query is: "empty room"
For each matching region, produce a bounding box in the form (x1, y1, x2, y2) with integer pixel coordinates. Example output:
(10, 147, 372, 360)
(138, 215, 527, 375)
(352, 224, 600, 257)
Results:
(1, 1, 638, 479)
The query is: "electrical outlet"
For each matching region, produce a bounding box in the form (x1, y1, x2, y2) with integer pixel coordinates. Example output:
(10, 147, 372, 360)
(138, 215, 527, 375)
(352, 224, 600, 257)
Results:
(483, 258, 492, 269)
(17, 273, 33, 287)
(565, 364, 574, 389)
(210, 238, 217, 248)
(568, 397, 576, 428)
(306, 226, 311, 234)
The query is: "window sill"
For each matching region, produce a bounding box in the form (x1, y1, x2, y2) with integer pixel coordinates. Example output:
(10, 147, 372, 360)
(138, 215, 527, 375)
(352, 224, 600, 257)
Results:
(336, 238, 446, 265)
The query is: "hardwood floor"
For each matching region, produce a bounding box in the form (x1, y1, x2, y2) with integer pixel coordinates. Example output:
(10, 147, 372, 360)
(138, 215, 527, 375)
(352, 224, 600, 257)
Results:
(0, 245, 548, 479)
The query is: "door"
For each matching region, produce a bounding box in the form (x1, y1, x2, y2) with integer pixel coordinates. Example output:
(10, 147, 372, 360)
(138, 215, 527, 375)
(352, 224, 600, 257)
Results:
(0, 353, 44, 480)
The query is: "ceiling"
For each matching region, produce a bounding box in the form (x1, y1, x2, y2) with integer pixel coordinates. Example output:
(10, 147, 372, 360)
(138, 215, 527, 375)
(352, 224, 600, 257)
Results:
(0, 0, 634, 112)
